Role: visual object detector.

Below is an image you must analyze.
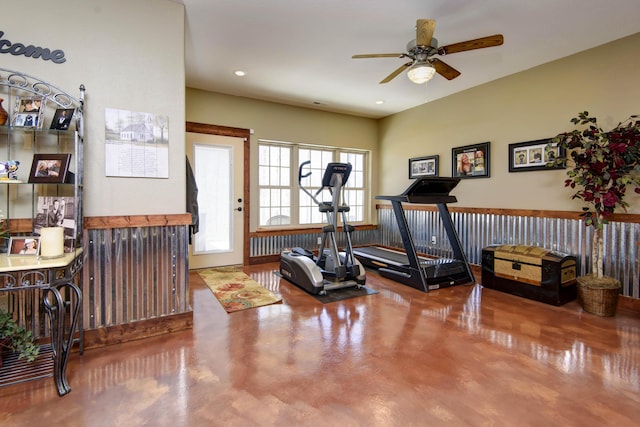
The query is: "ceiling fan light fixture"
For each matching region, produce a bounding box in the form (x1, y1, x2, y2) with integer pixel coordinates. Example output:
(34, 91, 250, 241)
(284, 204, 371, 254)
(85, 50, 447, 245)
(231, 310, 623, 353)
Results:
(407, 62, 436, 84)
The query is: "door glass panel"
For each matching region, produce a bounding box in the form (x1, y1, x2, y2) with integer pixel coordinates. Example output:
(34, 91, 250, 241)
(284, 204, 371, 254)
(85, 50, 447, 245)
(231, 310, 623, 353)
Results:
(193, 144, 232, 253)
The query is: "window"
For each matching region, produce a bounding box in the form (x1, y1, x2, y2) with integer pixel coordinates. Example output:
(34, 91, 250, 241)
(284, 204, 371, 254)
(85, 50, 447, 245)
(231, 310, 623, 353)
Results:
(258, 144, 291, 226)
(258, 140, 368, 227)
(298, 147, 334, 225)
(341, 151, 365, 224)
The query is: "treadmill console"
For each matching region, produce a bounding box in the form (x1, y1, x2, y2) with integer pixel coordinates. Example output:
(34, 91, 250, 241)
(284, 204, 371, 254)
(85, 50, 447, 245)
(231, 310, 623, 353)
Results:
(377, 176, 460, 204)
(401, 176, 460, 198)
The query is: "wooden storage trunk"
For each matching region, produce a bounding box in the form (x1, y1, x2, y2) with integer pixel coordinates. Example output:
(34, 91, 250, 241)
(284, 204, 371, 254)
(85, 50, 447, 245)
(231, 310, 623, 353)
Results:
(481, 245, 577, 306)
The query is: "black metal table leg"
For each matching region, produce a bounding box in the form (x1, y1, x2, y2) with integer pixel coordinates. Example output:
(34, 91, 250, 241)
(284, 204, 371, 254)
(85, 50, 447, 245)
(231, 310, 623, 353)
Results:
(43, 282, 82, 396)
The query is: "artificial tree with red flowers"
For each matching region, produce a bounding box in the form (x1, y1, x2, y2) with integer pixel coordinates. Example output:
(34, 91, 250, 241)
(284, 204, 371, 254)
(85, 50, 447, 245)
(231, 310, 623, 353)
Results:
(551, 111, 640, 279)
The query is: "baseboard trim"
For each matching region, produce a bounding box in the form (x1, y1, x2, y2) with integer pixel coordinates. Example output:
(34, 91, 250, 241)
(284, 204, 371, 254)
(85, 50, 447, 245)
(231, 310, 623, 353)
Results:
(618, 295, 640, 314)
(250, 254, 280, 264)
(82, 311, 193, 351)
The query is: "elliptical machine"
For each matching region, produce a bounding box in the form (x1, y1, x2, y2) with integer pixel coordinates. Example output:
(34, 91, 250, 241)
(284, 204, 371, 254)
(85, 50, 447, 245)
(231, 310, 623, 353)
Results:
(279, 161, 366, 295)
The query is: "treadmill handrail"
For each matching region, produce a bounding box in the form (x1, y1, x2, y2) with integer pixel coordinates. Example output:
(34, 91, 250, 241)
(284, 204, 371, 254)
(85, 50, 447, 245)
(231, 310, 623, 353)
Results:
(376, 194, 458, 204)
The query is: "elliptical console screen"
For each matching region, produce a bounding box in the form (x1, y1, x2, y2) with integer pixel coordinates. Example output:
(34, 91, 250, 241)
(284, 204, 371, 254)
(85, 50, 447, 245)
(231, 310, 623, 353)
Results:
(322, 162, 352, 187)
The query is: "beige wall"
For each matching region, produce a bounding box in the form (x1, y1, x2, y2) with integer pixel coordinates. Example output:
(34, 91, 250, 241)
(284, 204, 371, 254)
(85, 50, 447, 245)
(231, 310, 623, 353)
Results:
(186, 89, 379, 229)
(2, 0, 186, 217)
(9, 1, 635, 221)
(379, 33, 640, 213)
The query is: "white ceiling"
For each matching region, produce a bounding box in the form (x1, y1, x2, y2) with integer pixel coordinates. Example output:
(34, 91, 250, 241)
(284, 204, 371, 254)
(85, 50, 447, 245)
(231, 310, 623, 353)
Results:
(179, 0, 640, 119)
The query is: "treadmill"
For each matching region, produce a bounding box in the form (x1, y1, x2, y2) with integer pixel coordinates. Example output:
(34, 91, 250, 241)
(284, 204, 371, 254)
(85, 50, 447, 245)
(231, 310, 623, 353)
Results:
(354, 177, 475, 292)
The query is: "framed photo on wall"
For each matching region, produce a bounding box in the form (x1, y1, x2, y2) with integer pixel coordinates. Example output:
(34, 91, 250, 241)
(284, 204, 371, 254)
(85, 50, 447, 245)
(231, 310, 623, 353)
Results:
(452, 142, 490, 178)
(508, 138, 566, 172)
(409, 155, 439, 178)
(28, 153, 71, 184)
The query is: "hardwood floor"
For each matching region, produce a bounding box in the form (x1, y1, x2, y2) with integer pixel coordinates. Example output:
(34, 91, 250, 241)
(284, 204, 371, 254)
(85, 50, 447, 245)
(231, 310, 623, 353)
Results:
(1, 263, 639, 426)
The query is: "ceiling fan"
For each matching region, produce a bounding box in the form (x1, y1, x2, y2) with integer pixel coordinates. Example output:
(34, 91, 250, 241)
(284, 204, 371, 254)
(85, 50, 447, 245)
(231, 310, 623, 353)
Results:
(352, 19, 504, 84)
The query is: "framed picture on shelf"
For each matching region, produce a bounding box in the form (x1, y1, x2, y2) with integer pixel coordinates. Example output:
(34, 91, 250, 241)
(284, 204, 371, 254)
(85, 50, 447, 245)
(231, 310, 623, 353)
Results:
(50, 108, 75, 130)
(12, 96, 45, 129)
(508, 138, 565, 172)
(34, 196, 76, 252)
(409, 155, 439, 178)
(28, 153, 71, 184)
(7, 236, 40, 256)
(452, 142, 490, 178)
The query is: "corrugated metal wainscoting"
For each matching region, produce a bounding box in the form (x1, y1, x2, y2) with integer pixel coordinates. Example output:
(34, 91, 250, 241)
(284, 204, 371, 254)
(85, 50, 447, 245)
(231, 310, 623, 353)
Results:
(248, 208, 639, 299)
(377, 207, 640, 299)
(250, 228, 379, 259)
(83, 224, 191, 329)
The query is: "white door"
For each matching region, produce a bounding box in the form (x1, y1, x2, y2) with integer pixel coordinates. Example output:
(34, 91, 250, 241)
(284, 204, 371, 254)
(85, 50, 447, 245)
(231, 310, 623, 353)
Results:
(186, 132, 244, 268)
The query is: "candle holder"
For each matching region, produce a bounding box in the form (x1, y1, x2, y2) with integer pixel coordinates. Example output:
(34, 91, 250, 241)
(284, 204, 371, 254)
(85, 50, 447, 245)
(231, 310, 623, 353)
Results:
(39, 227, 65, 259)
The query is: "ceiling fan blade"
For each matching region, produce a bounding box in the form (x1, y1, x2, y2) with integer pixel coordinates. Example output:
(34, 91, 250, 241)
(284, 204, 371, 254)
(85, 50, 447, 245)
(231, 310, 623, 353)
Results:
(380, 62, 413, 84)
(352, 53, 404, 59)
(431, 58, 461, 80)
(438, 34, 504, 55)
(416, 19, 436, 47)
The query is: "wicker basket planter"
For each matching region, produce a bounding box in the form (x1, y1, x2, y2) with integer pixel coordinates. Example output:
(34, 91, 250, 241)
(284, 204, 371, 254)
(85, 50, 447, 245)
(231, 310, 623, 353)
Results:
(576, 275, 621, 317)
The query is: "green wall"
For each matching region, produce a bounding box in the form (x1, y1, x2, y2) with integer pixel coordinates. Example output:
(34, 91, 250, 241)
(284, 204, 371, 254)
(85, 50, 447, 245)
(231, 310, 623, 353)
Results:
(187, 34, 640, 222)
(2, 0, 186, 217)
(4, 2, 638, 220)
(378, 33, 640, 213)
(186, 90, 379, 230)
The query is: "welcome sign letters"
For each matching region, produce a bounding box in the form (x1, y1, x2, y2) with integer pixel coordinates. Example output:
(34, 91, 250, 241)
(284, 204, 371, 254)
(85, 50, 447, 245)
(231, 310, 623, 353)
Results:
(0, 30, 66, 64)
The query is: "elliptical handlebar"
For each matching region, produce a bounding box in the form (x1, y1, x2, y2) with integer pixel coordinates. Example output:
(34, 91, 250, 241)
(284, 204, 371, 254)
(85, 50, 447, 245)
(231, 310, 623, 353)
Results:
(298, 160, 321, 204)
(297, 161, 353, 208)
(298, 160, 312, 182)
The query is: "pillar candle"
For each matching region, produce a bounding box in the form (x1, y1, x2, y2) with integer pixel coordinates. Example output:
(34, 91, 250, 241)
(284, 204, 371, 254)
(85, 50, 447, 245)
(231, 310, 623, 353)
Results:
(40, 227, 65, 258)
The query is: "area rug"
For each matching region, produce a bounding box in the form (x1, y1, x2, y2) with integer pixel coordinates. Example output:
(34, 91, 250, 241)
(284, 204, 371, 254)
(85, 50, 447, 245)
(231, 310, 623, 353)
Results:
(198, 267, 282, 313)
(274, 271, 378, 303)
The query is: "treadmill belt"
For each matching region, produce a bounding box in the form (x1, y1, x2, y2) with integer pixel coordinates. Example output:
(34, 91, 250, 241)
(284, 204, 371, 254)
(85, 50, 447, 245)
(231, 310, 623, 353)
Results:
(354, 246, 407, 266)
(354, 245, 470, 283)
(354, 246, 443, 267)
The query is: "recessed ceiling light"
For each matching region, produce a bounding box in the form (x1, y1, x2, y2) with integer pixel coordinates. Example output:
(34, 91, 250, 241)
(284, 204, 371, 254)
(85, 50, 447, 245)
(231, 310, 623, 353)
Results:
(234, 70, 246, 77)
(375, 100, 384, 105)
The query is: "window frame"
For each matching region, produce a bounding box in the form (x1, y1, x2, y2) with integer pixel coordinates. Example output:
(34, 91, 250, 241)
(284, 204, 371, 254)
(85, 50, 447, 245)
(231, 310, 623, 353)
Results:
(257, 139, 369, 229)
